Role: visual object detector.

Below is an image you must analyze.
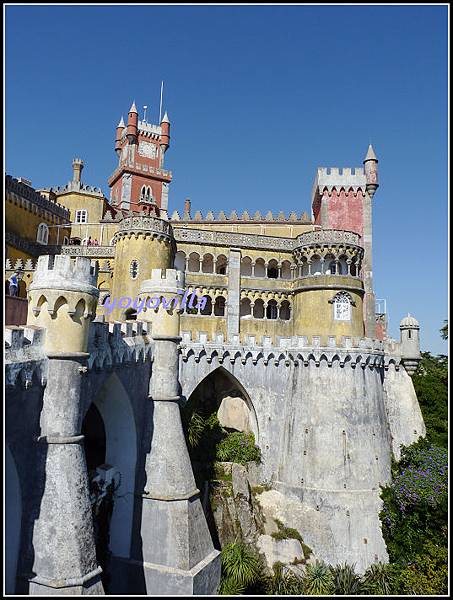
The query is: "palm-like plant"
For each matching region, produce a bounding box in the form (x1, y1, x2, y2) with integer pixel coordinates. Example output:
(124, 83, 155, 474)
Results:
(187, 411, 205, 448)
(361, 562, 396, 595)
(302, 560, 335, 595)
(220, 542, 262, 588)
(330, 562, 362, 595)
(218, 575, 245, 595)
(264, 562, 303, 595)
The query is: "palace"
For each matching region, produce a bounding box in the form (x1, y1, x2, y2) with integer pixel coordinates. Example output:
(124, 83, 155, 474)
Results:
(5, 102, 426, 595)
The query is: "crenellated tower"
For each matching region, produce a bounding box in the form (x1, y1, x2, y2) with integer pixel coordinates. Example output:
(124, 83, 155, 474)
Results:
(108, 102, 172, 218)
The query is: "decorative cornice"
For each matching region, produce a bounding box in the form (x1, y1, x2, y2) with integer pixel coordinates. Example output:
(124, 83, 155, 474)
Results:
(113, 215, 174, 244)
(174, 227, 295, 252)
(296, 229, 361, 247)
(6, 175, 70, 220)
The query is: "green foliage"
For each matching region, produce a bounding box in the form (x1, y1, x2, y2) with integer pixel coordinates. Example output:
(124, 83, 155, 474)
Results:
(380, 440, 448, 562)
(271, 519, 305, 547)
(440, 319, 448, 340)
(220, 542, 262, 591)
(263, 562, 303, 595)
(412, 352, 448, 448)
(361, 562, 397, 595)
(186, 411, 205, 448)
(302, 560, 335, 595)
(330, 562, 362, 595)
(216, 431, 261, 465)
(218, 576, 245, 595)
(396, 540, 448, 595)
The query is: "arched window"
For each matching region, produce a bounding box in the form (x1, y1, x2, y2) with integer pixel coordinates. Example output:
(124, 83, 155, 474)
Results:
(63, 236, 69, 246)
(214, 296, 226, 316)
(216, 255, 228, 275)
(36, 223, 49, 245)
(267, 259, 278, 279)
(333, 292, 352, 321)
(328, 260, 342, 275)
(240, 298, 252, 318)
(266, 299, 278, 319)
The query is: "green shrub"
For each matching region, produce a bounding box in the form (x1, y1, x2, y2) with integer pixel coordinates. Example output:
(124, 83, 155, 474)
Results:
(216, 431, 261, 465)
(330, 562, 362, 595)
(302, 560, 335, 595)
(412, 352, 448, 448)
(396, 541, 448, 595)
(361, 562, 397, 595)
(380, 441, 447, 562)
(263, 562, 303, 595)
(220, 542, 262, 588)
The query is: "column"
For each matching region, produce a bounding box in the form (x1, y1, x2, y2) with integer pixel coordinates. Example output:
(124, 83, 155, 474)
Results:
(27, 355, 103, 595)
(363, 192, 376, 338)
(226, 248, 241, 342)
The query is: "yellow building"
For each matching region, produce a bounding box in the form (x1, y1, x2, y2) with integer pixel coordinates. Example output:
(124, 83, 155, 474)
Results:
(5, 103, 381, 345)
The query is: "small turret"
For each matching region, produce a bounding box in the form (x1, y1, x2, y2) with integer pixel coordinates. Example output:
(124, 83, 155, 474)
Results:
(27, 255, 99, 354)
(126, 101, 138, 143)
(400, 313, 421, 375)
(72, 158, 84, 185)
(139, 268, 185, 337)
(115, 116, 125, 155)
(363, 144, 379, 199)
(159, 111, 170, 168)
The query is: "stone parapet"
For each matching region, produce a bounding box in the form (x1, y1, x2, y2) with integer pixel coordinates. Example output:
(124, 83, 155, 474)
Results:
(113, 215, 173, 243)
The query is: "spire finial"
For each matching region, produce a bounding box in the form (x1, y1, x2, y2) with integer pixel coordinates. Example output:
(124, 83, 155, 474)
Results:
(364, 143, 378, 162)
(129, 101, 137, 114)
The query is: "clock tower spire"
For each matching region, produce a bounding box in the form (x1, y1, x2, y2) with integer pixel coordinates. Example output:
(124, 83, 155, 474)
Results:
(108, 100, 172, 218)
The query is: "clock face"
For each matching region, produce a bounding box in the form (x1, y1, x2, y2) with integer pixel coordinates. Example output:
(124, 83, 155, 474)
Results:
(138, 141, 157, 159)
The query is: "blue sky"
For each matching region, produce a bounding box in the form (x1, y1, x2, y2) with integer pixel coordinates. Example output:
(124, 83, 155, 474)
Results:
(5, 5, 448, 353)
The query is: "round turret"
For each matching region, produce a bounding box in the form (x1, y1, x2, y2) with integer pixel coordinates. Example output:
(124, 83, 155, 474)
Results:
(27, 255, 99, 353)
(72, 158, 84, 184)
(108, 214, 175, 321)
(139, 268, 184, 337)
(399, 313, 421, 375)
(400, 314, 420, 330)
(115, 116, 125, 155)
(363, 144, 379, 199)
(126, 101, 138, 143)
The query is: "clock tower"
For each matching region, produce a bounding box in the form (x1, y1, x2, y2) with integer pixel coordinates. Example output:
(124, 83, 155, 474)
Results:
(108, 101, 172, 218)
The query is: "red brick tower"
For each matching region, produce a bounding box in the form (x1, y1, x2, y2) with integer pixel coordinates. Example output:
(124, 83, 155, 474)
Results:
(108, 102, 172, 218)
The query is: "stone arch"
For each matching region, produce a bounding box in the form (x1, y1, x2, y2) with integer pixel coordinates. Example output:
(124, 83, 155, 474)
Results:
(240, 256, 253, 276)
(185, 366, 259, 442)
(82, 373, 137, 560)
(6, 444, 22, 594)
(174, 250, 186, 272)
(188, 252, 200, 272)
(201, 253, 214, 274)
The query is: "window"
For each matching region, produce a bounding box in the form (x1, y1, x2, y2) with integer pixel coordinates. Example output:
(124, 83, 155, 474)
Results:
(333, 292, 351, 321)
(130, 260, 139, 280)
(75, 210, 88, 224)
(36, 223, 49, 245)
(63, 236, 69, 245)
(328, 260, 342, 275)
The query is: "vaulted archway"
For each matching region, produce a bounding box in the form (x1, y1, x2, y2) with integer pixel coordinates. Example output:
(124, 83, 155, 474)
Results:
(82, 373, 137, 587)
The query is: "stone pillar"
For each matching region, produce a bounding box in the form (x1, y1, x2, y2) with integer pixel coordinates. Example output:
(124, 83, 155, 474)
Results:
(137, 269, 221, 595)
(320, 191, 329, 227)
(28, 356, 103, 595)
(363, 192, 376, 338)
(25, 255, 103, 594)
(226, 248, 241, 342)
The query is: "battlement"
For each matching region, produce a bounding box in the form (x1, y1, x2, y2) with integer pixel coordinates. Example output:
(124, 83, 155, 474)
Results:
(312, 167, 367, 200)
(6, 175, 70, 220)
(30, 255, 99, 294)
(140, 268, 185, 295)
(5, 325, 48, 388)
(87, 316, 153, 370)
(170, 209, 312, 223)
(180, 330, 385, 351)
(43, 181, 105, 197)
(137, 120, 162, 136)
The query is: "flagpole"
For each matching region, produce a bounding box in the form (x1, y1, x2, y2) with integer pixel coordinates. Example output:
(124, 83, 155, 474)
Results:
(159, 80, 164, 122)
